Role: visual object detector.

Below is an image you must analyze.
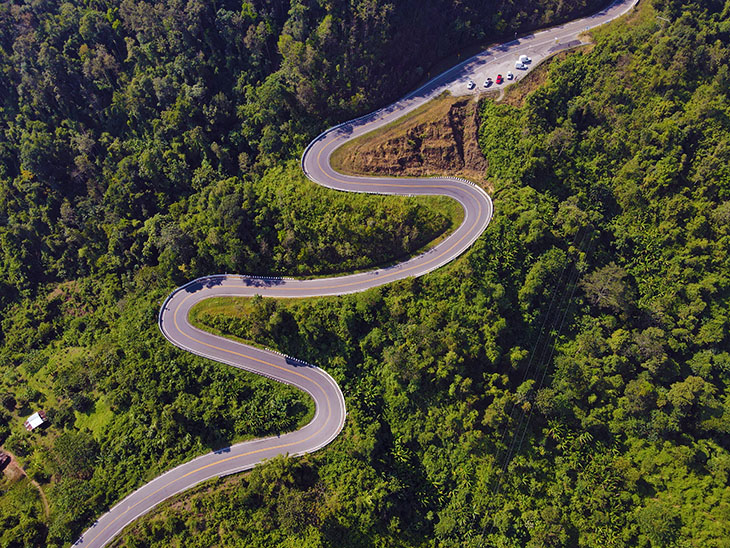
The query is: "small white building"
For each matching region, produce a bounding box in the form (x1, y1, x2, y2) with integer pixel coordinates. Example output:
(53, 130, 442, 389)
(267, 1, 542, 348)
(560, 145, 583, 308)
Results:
(24, 411, 46, 431)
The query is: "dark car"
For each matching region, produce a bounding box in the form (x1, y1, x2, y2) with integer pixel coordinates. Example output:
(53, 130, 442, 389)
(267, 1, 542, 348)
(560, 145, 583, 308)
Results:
(496, 74, 504, 84)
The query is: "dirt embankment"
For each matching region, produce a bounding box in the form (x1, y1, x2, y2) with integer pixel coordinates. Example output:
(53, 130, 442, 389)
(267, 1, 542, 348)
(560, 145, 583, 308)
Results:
(331, 48, 589, 186)
(331, 93, 490, 183)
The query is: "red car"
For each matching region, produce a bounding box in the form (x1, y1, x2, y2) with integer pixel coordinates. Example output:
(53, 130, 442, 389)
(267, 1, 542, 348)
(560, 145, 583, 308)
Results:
(496, 74, 504, 84)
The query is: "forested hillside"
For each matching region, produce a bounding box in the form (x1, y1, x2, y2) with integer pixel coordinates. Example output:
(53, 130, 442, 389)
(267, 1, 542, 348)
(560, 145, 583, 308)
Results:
(0, 0, 603, 301)
(119, 0, 730, 546)
(0, 0, 608, 546)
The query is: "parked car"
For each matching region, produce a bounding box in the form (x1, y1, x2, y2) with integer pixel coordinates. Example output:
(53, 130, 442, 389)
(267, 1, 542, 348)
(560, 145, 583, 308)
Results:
(515, 61, 527, 70)
(484, 77, 493, 87)
(467, 80, 475, 90)
(507, 71, 514, 80)
(496, 74, 504, 84)
(519, 54, 532, 63)
(0, 452, 10, 472)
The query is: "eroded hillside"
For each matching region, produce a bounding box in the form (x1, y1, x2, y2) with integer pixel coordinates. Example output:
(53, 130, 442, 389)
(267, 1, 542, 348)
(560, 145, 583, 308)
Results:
(331, 93, 489, 182)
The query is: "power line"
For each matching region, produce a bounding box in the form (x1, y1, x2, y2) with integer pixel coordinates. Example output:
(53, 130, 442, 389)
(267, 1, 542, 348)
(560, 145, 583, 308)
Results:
(460, 225, 585, 542)
(478, 227, 593, 545)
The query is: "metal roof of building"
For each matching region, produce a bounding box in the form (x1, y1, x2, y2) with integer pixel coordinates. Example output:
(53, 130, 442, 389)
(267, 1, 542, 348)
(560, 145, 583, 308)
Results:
(24, 412, 45, 430)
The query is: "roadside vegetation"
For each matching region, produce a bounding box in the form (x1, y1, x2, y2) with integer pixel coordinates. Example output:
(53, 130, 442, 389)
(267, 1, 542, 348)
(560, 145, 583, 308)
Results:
(117, 0, 730, 546)
(0, 0, 609, 545)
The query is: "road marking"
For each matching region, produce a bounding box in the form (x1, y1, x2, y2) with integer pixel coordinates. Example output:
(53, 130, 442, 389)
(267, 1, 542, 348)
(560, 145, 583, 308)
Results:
(87, 309, 334, 545)
(79, 1, 637, 544)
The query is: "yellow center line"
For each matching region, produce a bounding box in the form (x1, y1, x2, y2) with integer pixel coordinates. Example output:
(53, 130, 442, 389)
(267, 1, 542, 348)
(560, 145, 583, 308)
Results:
(87, 92, 489, 548)
(174, 292, 330, 390)
(221, 148, 485, 294)
(316, 138, 446, 188)
(225, 189, 482, 293)
(86, 299, 333, 545)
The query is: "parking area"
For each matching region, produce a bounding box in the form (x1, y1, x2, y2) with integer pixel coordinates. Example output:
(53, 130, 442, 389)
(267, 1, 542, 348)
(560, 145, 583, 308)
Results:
(449, 45, 554, 96)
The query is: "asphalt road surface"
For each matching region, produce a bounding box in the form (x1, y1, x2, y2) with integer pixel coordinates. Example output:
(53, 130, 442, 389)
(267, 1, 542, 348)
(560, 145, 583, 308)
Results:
(74, 0, 637, 545)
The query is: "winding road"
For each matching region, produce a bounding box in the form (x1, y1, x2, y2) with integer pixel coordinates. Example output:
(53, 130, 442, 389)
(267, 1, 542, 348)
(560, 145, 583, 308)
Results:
(74, 0, 637, 545)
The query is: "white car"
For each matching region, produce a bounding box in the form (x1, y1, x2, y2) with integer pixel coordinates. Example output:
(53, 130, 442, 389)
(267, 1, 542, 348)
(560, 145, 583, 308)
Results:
(515, 61, 527, 70)
(466, 80, 476, 90)
(507, 72, 514, 80)
(484, 78, 493, 88)
(519, 54, 532, 63)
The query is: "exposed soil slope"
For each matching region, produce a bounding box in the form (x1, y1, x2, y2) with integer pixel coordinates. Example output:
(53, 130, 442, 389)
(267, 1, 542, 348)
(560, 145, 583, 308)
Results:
(331, 48, 590, 185)
(331, 93, 490, 182)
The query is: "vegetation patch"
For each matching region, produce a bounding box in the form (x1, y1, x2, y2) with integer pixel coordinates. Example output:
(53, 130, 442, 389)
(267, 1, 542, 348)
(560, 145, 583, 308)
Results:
(3, 0, 728, 546)
(0, 467, 46, 545)
(247, 165, 465, 277)
(121, 1, 730, 546)
(189, 295, 340, 359)
(0, 278, 316, 545)
(74, 397, 114, 441)
(499, 48, 588, 108)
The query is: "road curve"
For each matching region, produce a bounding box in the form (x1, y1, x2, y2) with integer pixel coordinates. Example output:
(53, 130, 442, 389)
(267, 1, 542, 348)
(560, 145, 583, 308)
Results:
(74, 1, 637, 545)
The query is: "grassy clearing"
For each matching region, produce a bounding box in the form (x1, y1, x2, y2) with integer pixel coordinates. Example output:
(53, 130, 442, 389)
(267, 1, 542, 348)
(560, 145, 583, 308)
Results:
(19, 347, 87, 411)
(74, 396, 114, 441)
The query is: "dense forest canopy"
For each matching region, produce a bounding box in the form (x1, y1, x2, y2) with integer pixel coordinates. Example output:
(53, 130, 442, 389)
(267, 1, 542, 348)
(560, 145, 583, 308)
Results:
(2, 0, 730, 546)
(0, 0, 610, 545)
(123, 0, 730, 546)
(0, 0, 604, 302)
